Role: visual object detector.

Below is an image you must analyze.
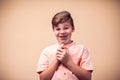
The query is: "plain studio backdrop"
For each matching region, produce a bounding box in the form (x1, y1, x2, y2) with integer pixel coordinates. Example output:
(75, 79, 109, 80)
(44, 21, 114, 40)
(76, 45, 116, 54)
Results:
(0, 0, 120, 80)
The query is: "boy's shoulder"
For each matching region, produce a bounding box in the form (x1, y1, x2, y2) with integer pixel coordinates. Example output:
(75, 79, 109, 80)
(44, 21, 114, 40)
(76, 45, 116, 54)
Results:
(73, 42, 86, 48)
(72, 42, 88, 52)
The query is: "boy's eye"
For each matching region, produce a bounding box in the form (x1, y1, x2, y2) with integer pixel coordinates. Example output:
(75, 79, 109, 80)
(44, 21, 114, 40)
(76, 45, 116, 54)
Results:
(56, 28, 60, 31)
(64, 26, 69, 30)
(64, 27, 69, 30)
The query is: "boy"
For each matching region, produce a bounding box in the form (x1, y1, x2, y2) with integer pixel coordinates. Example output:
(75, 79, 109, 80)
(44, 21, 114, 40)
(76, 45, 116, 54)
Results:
(37, 11, 93, 80)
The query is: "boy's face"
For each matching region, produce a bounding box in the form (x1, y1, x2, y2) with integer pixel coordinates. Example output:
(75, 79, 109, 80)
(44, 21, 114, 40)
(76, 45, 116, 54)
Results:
(53, 22, 74, 45)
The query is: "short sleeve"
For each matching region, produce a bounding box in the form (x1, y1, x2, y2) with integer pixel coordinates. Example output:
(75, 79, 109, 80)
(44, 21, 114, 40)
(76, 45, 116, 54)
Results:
(80, 47, 93, 72)
(36, 49, 49, 73)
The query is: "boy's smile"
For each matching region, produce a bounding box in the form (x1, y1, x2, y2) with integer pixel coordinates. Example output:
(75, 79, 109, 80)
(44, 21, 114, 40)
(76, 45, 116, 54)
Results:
(53, 22, 74, 45)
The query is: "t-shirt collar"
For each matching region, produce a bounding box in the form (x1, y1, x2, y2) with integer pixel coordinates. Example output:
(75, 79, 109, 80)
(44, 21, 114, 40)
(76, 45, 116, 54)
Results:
(57, 40, 75, 48)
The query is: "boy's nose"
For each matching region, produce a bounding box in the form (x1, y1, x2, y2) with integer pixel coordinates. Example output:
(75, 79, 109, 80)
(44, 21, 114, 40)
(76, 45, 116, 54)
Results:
(59, 30, 65, 33)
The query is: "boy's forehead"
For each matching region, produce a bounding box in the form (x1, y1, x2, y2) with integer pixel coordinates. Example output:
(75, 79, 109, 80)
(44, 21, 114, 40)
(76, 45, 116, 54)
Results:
(55, 22, 71, 27)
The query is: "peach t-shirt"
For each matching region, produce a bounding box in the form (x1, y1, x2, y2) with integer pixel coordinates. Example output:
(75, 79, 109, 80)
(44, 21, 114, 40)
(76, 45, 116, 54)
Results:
(37, 42, 93, 80)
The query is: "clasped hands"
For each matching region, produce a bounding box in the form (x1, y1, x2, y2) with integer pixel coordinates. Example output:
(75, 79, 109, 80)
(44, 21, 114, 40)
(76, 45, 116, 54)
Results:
(56, 45, 71, 65)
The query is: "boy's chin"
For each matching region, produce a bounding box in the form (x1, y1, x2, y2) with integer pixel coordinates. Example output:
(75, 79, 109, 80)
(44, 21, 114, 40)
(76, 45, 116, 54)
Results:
(58, 41, 65, 44)
(59, 40, 68, 45)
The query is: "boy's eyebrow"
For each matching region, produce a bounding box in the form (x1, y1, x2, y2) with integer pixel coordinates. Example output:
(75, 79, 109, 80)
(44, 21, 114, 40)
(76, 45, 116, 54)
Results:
(54, 26, 59, 28)
(64, 24, 69, 26)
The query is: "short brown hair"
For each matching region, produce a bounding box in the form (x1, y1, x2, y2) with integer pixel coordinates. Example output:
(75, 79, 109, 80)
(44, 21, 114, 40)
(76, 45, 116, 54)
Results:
(51, 11, 74, 30)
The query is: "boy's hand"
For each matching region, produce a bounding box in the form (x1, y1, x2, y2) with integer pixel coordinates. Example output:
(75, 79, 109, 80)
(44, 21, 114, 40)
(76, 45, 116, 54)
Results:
(56, 46, 71, 65)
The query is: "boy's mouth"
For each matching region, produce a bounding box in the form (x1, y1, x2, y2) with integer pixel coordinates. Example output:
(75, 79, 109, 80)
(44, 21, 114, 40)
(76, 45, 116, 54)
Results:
(59, 35, 67, 40)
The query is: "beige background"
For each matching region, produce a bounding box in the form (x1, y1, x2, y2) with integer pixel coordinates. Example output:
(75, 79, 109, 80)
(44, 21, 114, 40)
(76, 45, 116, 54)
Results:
(0, 0, 120, 80)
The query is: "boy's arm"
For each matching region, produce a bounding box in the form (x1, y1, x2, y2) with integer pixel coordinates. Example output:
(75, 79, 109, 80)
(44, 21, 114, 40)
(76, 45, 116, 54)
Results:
(38, 59, 60, 80)
(66, 59, 92, 80)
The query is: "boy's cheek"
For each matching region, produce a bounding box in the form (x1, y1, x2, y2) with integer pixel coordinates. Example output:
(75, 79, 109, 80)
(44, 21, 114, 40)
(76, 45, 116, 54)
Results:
(54, 30, 59, 35)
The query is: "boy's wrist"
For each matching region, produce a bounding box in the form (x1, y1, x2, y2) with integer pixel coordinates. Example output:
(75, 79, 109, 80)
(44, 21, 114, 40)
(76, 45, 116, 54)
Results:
(66, 59, 73, 67)
(54, 59, 61, 65)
